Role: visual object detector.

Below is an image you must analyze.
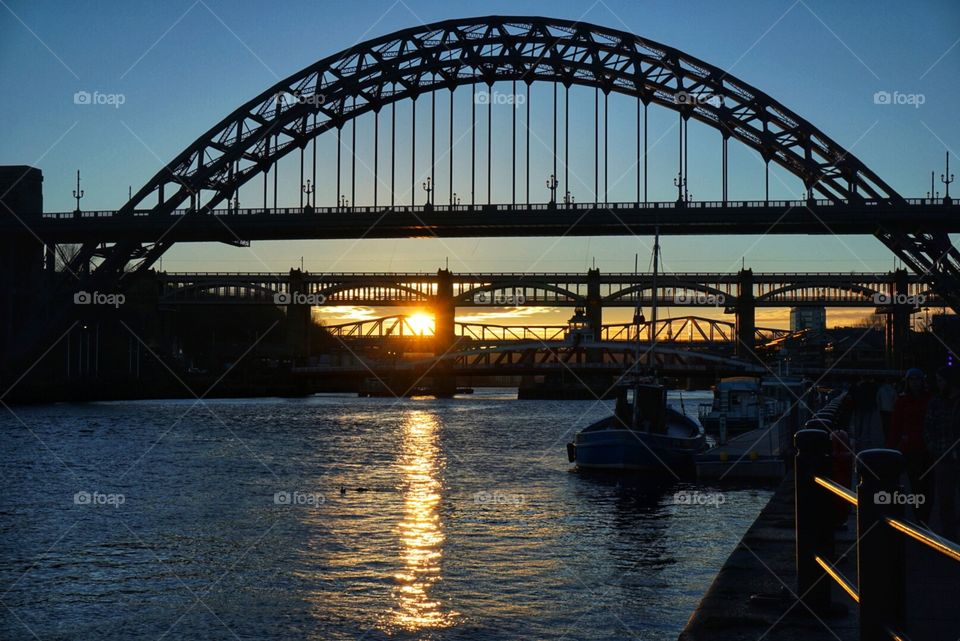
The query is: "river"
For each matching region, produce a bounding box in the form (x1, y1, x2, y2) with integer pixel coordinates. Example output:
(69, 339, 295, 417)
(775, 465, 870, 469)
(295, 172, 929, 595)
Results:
(0, 389, 772, 640)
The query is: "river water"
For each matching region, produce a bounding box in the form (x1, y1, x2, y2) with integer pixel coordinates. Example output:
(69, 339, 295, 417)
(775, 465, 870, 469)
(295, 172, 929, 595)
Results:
(1, 389, 772, 640)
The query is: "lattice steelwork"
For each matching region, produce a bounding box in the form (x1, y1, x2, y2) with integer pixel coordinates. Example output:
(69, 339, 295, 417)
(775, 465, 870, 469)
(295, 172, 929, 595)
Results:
(49, 16, 956, 309)
(156, 271, 942, 308)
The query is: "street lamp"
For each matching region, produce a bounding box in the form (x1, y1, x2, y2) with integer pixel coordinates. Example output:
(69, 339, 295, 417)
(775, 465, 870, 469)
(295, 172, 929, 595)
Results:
(422, 176, 433, 205)
(545, 174, 558, 205)
(563, 191, 575, 206)
(941, 151, 954, 204)
(673, 172, 686, 205)
(72, 170, 84, 214)
(302, 179, 314, 210)
(340, 194, 349, 209)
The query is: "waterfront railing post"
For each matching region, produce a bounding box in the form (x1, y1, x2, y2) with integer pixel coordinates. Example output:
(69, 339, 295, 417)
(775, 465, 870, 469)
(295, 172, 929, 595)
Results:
(856, 448, 906, 640)
(794, 428, 833, 611)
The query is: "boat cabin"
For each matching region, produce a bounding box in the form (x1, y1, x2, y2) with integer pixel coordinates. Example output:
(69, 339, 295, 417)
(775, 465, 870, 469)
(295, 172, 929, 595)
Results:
(615, 383, 667, 433)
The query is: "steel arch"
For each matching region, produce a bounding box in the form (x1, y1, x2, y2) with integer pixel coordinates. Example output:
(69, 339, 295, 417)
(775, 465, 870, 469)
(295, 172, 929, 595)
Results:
(457, 281, 582, 305)
(68, 15, 958, 312)
(122, 15, 899, 218)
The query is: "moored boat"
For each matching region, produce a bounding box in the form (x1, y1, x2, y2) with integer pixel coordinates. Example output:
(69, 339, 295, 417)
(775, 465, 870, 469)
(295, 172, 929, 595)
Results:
(567, 382, 706, 474)
(565, 230, 705, 475)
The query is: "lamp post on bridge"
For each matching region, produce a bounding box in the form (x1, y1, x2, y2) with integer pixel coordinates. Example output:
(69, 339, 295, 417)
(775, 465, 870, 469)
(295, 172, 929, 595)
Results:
(673, 172, 687, 206)
(302, 179, 314, 212)
(927, 171, 939, 201)
(563, 191, 575, 207)
(72, 170, 84, 214)
(339, 194, 349, 209)
(452, 192, 460, 208)
(545, 174, 558, 206)
(941, 151, 954, 205)
(422, 176, 433, 209)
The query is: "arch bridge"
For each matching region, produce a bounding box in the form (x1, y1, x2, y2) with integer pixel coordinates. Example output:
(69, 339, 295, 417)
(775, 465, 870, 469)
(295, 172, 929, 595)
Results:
(3, 15, 957, 380)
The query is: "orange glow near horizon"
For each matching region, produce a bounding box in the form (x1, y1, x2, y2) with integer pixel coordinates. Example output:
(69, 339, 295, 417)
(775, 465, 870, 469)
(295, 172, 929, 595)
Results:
(405, 312, 436, 335)
(314, 305, 885, 331)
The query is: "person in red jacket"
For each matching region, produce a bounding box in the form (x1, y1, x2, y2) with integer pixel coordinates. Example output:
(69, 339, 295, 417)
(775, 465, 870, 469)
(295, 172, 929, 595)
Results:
(887, 368, 933, 523)
(830, 424, 854, 527)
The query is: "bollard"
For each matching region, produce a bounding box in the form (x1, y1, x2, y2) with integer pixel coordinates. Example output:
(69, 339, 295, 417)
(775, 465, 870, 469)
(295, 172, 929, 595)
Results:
(795, 428, 834, 612)
(805, 418, 833, 432)
(856, 449, 906, 641)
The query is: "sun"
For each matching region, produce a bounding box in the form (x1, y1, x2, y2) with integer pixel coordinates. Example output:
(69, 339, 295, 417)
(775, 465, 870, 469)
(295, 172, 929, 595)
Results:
(406, 312, 435, 336)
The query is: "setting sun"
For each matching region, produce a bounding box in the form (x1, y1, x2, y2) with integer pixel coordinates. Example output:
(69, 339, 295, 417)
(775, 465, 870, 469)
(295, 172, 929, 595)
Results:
(405, 313, 435, 336)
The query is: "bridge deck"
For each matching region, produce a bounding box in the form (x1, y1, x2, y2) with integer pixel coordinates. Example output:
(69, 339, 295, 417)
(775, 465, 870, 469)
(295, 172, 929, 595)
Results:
(15, 199, 960, 243)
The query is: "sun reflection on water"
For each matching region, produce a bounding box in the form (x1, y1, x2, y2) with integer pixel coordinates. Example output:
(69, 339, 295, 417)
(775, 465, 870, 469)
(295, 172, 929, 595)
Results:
(390, 410, 458, 631)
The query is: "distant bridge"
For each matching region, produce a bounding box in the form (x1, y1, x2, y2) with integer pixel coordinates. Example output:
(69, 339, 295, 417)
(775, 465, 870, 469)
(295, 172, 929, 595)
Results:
(4, 15, 956, 384)
(156, 269, 938, 308)
(319, 313, 791, 347)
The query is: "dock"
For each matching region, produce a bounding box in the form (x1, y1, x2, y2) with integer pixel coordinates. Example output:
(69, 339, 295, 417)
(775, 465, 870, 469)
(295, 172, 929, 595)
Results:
(695, 425, 789, 480)
(682, 422, 960, 640)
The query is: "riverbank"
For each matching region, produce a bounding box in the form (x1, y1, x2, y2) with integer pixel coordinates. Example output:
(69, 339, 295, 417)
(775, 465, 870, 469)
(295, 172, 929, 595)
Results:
(679, 471, 859, 640)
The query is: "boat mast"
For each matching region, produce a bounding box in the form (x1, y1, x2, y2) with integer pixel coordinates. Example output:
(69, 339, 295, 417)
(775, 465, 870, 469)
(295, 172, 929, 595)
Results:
(650, 227, 660, 365)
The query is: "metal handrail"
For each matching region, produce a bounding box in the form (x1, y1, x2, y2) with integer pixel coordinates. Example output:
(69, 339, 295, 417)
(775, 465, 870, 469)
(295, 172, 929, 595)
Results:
(814, 555, 859, 603)
(814, 476, 858, 506)
(34, 197, 960, 220)
(885, 517, 960, 563)
(797, 415, 959, 641)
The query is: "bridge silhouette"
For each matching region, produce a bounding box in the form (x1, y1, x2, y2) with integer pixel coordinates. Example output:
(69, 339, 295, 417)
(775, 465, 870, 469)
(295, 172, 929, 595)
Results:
(1, 15, 957, 387)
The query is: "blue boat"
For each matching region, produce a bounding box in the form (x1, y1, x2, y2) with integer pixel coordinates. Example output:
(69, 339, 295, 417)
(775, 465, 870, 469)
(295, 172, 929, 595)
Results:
(567, 383, 706, 474)
(566, 230, 705, 475)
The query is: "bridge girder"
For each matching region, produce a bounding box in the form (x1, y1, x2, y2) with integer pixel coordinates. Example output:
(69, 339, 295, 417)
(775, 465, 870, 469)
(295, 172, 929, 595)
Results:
(10, 17, 958, 380)
(62, 15, 957, 297)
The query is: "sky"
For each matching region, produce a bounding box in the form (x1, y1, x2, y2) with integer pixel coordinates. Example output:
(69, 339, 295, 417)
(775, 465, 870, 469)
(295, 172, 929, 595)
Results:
(1, 0, 958, 329)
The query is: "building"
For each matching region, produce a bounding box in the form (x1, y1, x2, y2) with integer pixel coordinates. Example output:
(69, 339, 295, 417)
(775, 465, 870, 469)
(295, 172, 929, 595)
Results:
(790, 307, 827, 332)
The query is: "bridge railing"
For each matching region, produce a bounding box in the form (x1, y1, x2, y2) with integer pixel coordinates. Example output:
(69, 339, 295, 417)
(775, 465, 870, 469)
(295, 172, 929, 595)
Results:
(794, 417, 960, 640)
(38, 197, 956, 220)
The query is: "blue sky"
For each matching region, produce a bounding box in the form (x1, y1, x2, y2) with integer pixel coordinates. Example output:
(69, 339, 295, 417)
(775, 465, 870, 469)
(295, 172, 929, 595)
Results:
(1, 0, 958, 325)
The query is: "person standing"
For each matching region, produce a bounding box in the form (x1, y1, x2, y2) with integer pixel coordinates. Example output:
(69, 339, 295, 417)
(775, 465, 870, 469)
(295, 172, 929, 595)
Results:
(877, 378, 898, 443)
(924, 366, 960, 540)
(888, 369, 933, 523)
(849, 378, 883, 452)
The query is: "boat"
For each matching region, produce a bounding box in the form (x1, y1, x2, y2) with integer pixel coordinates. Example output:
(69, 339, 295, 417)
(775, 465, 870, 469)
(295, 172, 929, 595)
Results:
(567, 381, 706, 473)
(565, 230, 706, 475)
(698, 377, 785, 435)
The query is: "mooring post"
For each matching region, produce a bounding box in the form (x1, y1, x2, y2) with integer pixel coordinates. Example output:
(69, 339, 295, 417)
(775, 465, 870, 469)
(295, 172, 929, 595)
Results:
(794, 428, 833, 611)
(856, 448, 906, 640)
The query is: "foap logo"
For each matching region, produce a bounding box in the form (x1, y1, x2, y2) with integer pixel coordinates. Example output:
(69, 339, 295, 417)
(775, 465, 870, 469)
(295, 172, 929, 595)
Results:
(674, 491, 725, 507)
(274, 90, 325, 107)
(673, 290, 725, 306)
(74, 291, 125, 308)
(273, 292, 327, 305)
(874, 490, 925, 506)
(473, 290, 526, 305)
(274, 490, 325, 507)
(872, 292, 926, 306)
(73, 90, 126, 109)
(474, 90, 526, 108)
(74, 490, 125, 508)
(473, 490, 525, 506)
(673, 91, 721, 107)
(873, 90, 925, 109)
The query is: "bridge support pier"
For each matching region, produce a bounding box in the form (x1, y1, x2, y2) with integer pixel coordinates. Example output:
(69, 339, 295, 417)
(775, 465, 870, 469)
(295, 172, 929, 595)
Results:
(285, 269, 310, 365)
(735, 268, 755, 359)
(433, 269, 457, 397)
(0, 167, 45, 384)
(886, 268, 912, 370)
